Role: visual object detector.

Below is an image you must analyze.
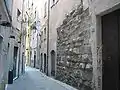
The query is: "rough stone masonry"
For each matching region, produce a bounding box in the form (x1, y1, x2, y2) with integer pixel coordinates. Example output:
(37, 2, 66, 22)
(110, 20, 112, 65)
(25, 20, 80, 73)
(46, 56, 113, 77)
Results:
(56, 3, 93, 90)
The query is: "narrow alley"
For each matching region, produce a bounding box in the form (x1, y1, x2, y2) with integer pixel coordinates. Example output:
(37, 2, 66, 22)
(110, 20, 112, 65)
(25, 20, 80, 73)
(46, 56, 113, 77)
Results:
(0, 0, 119, 90)
(6, 67, 76, 90)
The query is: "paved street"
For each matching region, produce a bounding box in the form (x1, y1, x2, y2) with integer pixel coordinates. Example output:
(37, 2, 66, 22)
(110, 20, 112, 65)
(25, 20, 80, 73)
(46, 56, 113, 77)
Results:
(6, 67, 77, 90)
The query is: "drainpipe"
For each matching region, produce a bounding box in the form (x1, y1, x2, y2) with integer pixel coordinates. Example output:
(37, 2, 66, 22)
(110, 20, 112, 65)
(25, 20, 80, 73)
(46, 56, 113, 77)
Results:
(17, 41, 21, 78)
(37, 33, 39, 68)
(21, 0, 25, 73)
(46, 0, 50, 76)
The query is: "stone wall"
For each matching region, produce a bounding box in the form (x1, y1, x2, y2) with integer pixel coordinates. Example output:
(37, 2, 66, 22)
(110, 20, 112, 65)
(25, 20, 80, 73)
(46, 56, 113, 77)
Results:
(56, 4, 93, 90)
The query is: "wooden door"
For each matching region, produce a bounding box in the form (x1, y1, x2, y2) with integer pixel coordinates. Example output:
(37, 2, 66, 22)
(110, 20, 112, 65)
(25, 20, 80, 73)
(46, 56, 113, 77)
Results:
(102, 9, 120, 90)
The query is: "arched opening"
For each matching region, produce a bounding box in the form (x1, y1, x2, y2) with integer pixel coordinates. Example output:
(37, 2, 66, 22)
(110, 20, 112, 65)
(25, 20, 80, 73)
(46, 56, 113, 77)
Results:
(40, 53, 43, 71)
(44, 54, 47, 73)
(51, 50, 55, 76)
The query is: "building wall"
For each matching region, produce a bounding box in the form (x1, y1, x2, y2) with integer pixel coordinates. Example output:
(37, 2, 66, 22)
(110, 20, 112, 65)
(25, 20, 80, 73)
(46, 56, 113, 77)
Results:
(89, 0, 120, 90)
(12, 0, 23, 30)
(48, 0, 81, 76)
(49, 0, 120, 90)
(40, 0, 48, 72)
(25, 0, 41, 66)
(24, 0, 30, 65)
(39, 0, 120, 89)
(0, 26, 10, 90)
(0, 0, 26, 89)
(0, 0, 12, 89)
(25, 0, 35, 66)
(25, 0, 41, 69)
(56, 3, 93, 90)
(30, 30, 37, 49)
(30, 48, 37, 67)
(11, 0, 27, 77)
(39, 0, 82, 75)
(30, 30, 37, 67)
(12, 0, 24, 78)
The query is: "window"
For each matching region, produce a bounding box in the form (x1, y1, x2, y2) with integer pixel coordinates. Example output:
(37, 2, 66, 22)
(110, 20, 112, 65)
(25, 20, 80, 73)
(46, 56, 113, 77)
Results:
(44, 27, 46, 36)
(41, 31, 43, 42)
(16, 28, 20, 31)
(53, 0, 55, 3)
(32, 2, 33, 6)
(41, 31, 43, 37)
(17, 9, 21, 18)
(35, 11, 36, 18)
(44, 27, 46, 41)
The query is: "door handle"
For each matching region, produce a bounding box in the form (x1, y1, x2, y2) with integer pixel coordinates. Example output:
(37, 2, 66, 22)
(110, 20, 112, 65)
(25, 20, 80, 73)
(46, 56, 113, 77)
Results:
(107, 56, 112, 61)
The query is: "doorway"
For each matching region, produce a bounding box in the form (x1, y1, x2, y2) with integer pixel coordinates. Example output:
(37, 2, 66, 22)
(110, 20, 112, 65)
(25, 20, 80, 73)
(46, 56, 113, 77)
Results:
(34, 51, 36, 68)
(44, 54, 47, 73)
(51, 50, 55, 76)
(13, 47, 18, 79)
(102, 9, 119, 90)
(21, 52, 24, 73)
(41, 53, 43, 71)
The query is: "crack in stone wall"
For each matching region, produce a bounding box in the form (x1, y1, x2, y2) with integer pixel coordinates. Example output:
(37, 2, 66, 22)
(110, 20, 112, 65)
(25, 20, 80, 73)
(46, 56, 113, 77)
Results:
(56, 4, 93, 90)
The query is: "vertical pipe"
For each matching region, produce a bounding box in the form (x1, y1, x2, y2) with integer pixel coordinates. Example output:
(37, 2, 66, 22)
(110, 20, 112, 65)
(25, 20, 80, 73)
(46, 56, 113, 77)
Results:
(46, 0, 50, 76)
(37, 33, 39, 68)
(18, 42, 20, 78)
